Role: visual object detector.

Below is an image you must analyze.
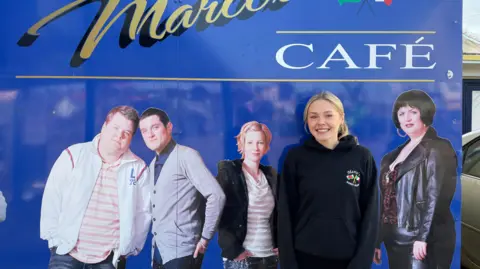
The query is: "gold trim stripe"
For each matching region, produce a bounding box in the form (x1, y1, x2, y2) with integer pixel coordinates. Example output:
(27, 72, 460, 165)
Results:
(15, 75, 435, 83)
(464, 55, 480, 61)
(276, 31, 436, 34)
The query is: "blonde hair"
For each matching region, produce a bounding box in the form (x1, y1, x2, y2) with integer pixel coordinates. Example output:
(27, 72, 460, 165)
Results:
(303, 91, 349, 138)
(235, 121, 272, 158)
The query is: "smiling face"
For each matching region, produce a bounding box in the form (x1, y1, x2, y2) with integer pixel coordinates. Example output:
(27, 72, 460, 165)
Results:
(397, 105, 428, 138)
(306, 99, 344, 145)
(101, 112, 135, 154)
(139, 115, 173, 154)
(243, 130, 267, 163)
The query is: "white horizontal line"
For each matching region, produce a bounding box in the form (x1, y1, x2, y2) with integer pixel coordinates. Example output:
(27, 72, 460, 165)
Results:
(276, 30, 436, 34)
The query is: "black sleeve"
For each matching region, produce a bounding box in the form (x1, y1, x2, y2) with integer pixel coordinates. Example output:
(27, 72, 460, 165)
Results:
(348, 152, 379, 269)
(270, 168, 279, 249)
(277, 151, 299, 269)
(216, 163, 245, 260)
(417, 142, 457, 242)
(375, 160, 385, 249)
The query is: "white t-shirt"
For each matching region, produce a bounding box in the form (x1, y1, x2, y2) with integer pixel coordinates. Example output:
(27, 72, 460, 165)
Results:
(242, 169, 275, 257)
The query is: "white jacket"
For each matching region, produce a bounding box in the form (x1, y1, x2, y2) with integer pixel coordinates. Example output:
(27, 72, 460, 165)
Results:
(40, 135, 151, 267)
(0, 191, 6, 222)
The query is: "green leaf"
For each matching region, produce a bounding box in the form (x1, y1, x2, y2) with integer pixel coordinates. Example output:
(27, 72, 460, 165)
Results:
(338, 0, 362, 5)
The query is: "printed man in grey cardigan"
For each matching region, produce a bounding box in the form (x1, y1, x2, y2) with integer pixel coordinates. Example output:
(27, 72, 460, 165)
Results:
(139, 107, 226, 269)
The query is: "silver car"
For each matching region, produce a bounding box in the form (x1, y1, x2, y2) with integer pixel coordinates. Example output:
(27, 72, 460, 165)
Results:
(462, 129, 480, 269)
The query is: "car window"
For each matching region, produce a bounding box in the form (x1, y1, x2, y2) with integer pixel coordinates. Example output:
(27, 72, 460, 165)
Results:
(464, 138, 480, 178)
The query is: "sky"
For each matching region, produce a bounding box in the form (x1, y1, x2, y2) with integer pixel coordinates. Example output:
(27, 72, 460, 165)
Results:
(464, 0, 480, 41)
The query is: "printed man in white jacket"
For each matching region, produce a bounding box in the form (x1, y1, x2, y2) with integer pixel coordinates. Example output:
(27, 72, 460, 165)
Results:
(40, 106, 151, 269)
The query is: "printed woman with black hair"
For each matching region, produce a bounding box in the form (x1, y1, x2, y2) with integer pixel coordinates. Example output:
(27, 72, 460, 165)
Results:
(373, 89, 458, 269)
(216, 121, 279, 269)
(277, 91, 379, 269)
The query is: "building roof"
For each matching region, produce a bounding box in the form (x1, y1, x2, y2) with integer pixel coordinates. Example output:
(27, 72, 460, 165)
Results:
(463, 0, 480, 61)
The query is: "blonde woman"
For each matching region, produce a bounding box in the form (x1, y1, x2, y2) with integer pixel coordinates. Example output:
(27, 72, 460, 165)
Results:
(216, 121, 279, 269)
(277, 91, 379, 269)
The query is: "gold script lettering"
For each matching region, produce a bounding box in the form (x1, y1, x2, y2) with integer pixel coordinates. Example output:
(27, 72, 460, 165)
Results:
(245, 0, 270, 12)
(80, 0, 147, 62)
(203, 1, 223, 24)
(18, 0, 290, 67)
(137, 0, 168, 39)
(220, 0, 245, 19)
(24, 0, 90, 37)
(166, 5, 196, 34)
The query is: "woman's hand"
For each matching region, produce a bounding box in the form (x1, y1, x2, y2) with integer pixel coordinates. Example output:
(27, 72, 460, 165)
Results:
(234, 250, 252, 261)
(413, 241, 427, 260)
(373, 248, 381, 264)
(273, 248, 279, 256)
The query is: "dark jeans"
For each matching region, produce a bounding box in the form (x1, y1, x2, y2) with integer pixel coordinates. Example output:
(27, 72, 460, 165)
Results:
(153, 254, 204, 269)
(223, 256, 278, 269)
(48, 248, 126, 269)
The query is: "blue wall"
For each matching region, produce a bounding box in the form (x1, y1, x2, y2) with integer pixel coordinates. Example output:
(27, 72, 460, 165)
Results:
(0, 0, 462, 268)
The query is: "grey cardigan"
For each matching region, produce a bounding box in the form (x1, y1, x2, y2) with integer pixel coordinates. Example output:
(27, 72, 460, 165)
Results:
(149, 143, 226, 264)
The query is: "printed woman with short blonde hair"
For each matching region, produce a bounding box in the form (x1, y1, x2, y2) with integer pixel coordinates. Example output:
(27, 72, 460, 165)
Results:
(216, 121, 279, 269)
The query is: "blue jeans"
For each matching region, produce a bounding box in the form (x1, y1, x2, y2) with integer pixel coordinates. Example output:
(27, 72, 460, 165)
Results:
(223, 256, 278, 269)
(48, 248, 126, 269)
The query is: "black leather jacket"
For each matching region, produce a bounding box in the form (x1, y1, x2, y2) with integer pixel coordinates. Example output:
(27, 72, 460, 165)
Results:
(376, 127, 457, 246)
(216, 159, 278, 260)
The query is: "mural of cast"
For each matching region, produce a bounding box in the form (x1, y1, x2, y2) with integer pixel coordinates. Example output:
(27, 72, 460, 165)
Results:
(374, 90, 458, 269)
(277, 91, 379, 269)
(0, 0, 463, 268)
(216, 121, 279, 269)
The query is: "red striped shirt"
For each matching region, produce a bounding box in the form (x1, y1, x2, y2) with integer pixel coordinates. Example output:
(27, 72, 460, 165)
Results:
(69, 160, 121, 263)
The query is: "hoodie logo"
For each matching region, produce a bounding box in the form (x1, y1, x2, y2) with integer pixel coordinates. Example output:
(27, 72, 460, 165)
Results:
(129, 168, 136, 186)
(346, 170, 361, 187)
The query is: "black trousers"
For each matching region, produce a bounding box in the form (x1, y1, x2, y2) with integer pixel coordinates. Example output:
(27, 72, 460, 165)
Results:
(295, 250, 349, 269)
(383, 225, 455, 269)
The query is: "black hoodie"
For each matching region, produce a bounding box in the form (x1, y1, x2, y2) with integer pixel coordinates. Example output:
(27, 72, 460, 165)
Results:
(277, 135, 379, 269)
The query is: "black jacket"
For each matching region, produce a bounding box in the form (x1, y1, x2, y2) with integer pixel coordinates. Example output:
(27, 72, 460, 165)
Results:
(216, 159, 278, 260)
(376, 127, 457, 246)
(277, 135, 379, 269)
